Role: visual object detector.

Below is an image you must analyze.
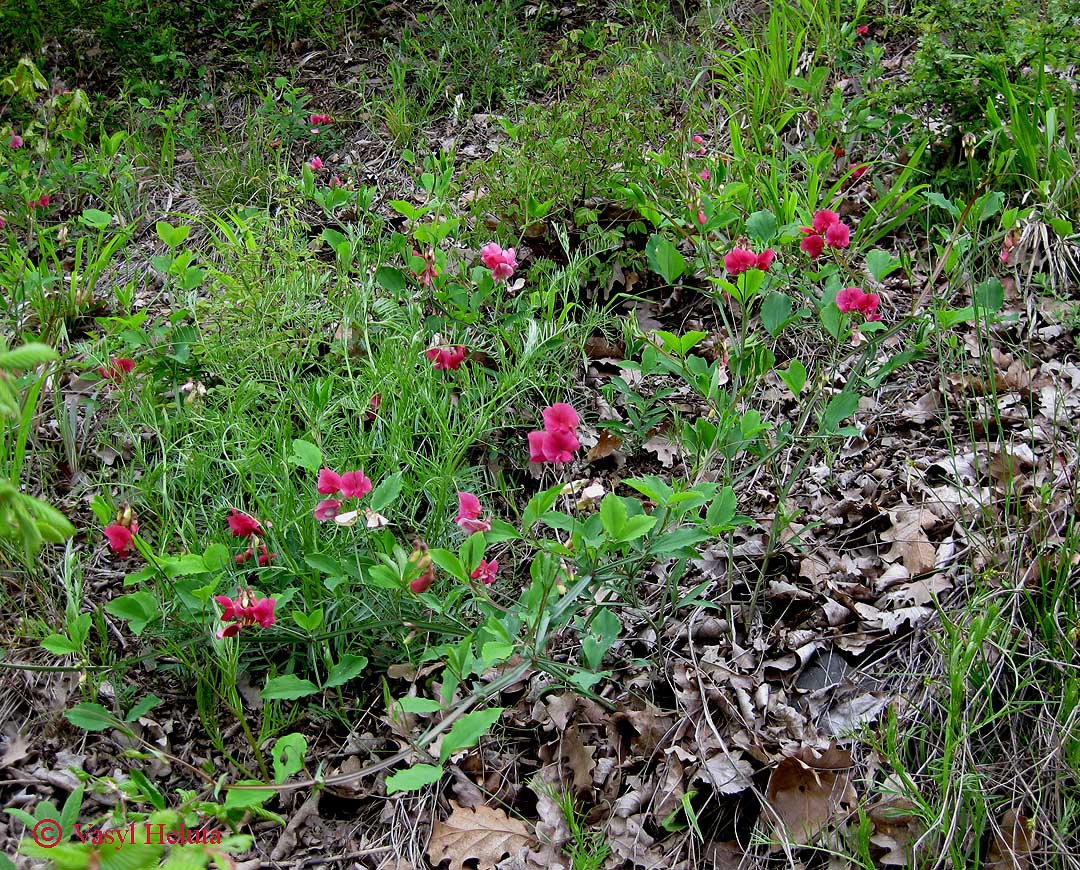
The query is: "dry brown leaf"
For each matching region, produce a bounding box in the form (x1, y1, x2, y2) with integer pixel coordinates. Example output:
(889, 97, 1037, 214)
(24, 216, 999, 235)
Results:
(880, 503, 937, 575)
(642, 434, 679, 468)
(765, 744, 857, 846)
(985, 809, 1036, 870)
(428, 801, 537, 870)
(586, 429, 623, 464)
(698, 752, 754, 795)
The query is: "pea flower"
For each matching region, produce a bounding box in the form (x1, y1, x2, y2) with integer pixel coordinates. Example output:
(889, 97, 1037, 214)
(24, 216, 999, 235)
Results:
(426, 346, 467, 371)
(0, 216, 6, 229)
(799, 209, 852, 258)
(691, 134, 706, 155)
(835, 286, 881, 321)
(699, 168, 710, 181)
(99, 357, 136, 381)
(314, 468, 374, 523)
(228, 509, 264, 537)
(528, 403, 581, 464)
(9, 134, 22, 148)
(308, 156, 324, 170)
(455, 492, 491, 533)
(214, 588, 277, 638)
(856, 24, 869, 36)
(724, 246, 775, 276)
(471, 558, 499, 585)
(480, 242, 517, 281)
(104, 505, 139, 555)
(408, 543, 434, 594)
(412, 248, 437, 287)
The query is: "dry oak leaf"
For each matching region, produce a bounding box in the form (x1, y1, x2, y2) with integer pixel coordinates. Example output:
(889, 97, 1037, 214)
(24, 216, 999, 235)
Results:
(880, 502, 937, 575)
(985, 808, 1036, 870)
(428, 801, 538, 870)
(765, 744, 857, 847)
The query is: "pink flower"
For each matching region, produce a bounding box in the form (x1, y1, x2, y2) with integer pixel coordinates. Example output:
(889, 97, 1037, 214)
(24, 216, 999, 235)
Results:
(836, 287, 881, 321)
(228, 509, 264, 538)
(812, 209, 840, 233)
(0, 216, 5, 229)
(698, 168, 710, 181)
(410, 568, 435, 594)
(528, 430, 550, 463)
(723, 247, 757, 275)
(455, 492, 492, 534)
(412, 248, 437, 287)
(330, 175, 344, 188)
(471, 558, 499, 585)
(309, 114, 332, 126)
(542, 403, 579, 433)
(9, 134, 22, 148)
(426, 346, 467, 371)
(851, 164, 868, 179)
(314, 498, 343, 522)
(214, 589, 276, 638)
(339, 470, 373, 499)
(824, 221, 851, 248)
(799, 232, 826, 258)
(691, 134, 706, 155)
(104, 523, 134, 555)
(318, 468, 343, 495)
(697, 209, 707, 226)
(1000, 248, 1010, 265)
(856, 24, 869, 36)
(480, 242, 517, 282)
(36, 195, 50, 208)
(755, 249, 776, 270)
(99, 357, 136, 381)
(308, 156, 324, 170)
(529, 428, 580, 464)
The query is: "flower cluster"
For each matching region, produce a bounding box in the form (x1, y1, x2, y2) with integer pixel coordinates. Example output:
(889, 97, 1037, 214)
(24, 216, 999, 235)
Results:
(104, 504, 139, 555)
(480, 242, 517, 282)
(426, 345, 467, 371)
(471, 558, 499, 585)
(31, 194, 50, 209)
(455, 492, 491, 533)
(412, 248, 437, 287)
(800, 209, 851, 258)
(528, 403, 581, 464)
(308, 156, 324, 170)
(229, 509, 276, 565)
(9, 134, 23, 148)
(99, 357, 136, 382)
(214, 587, 276, 638)
(315, 468, 373, 522)
(835, 286, 882, 321)
(309, 114, 332, 134)
(724, 246, 775, 276)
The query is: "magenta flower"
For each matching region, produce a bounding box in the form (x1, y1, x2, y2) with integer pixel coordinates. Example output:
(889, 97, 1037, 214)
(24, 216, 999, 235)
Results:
(699, 168, 710, 181)
(36, 195, 50, 208)
(455, 492, 492, 534)
(308, 156, 324, 170)
(214, 588, 276, 638)
(471, 558, 499, 585)
(824, 221, 851, 248)
(330, 175, 344, 188)
(851, 164, 868, 180)
(228, 509, 264, 538)
(755, 248, 776, 270)
(799, 232, 826, 258)
(799, 209, 851, 258)
(426, 346, 467, 371)
(836, 287, 882, 321)
(480, 242, 518, 281)
(691, 134, 706, 155)
(528, 411, 581, 463)
(856, 24, 869, 36)
(99, 357, 136, 381)
(9, 134, 22, 148)
(412, 248, 437, 287)
(104, 523, 134, 555)
(318, 468, 372, 499)
(314, 498, 342, 521)
(697, 209, 707, 226)
(724, 247, 774, 276)
(0, 215, 6, 229)
(309, 113, 332, 126)
(542, 403, 579, 433)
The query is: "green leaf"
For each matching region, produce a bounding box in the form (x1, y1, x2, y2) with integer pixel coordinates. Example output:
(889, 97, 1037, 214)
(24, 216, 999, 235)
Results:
(368, 472, 403, 514)
(760, 292, 793, 337)
(305, 553, 343, 576)
(0, 343, 58, 371)
(79, 208, 113, 230)
(376, 266, 407, 293)
(428, 548, 466, 582)
(104, 591, 159, 636)
(599, 494, 627, 538)
(271, 733, 308, 783)
(778, 359, 807, 396)
(292, 608, 324, 632)
(973, 278, 1004, 313)
(124, 694, 163, 723)
(865, 249, 901, 282)
(706, 486, 738, 529)
(615, 514, 657, 542)
(388, 200, 424, 221)
(262, 675, 320, 701)
(65, 702, 124, 732)
(288, 438, 323, 473)
(385, 763, 444, 794)
(927, 192, 959, 218)
(324, 654, 368, 689)
(155, 220, 190, 248)
(977, 190, 1005, 222)
(439, 707, 504, 762)
(41, 634, 79, 655)
(645, 234, 687, 284)
(397, 696, 444, 714)
(485, 519, 521, 543)
(746, 209, 778, 244)
(224, 782, 275, 809)
(201, 542, 231, 572)
(823, 392, 860, 431)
